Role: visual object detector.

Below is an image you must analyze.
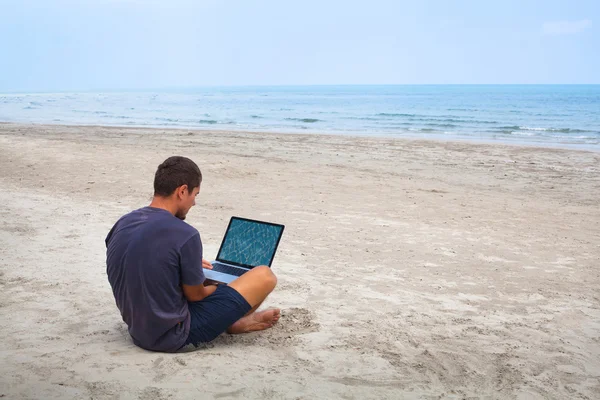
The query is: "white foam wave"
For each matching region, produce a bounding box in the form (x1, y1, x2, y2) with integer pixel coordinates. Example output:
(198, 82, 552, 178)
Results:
(519, 126, 548, 131)
(511, 131, 538, 136)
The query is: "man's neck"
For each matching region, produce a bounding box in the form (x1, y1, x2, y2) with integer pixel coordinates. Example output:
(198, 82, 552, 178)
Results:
(149, 196, 177, 216)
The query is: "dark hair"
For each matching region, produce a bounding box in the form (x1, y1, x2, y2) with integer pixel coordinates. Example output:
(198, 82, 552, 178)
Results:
(154, 156, 202, 197)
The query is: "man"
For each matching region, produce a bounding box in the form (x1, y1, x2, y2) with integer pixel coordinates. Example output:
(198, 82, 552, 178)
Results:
(106, 156, 280, 352)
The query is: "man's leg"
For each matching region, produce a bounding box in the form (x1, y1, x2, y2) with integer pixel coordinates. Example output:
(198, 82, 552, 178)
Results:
(226, 266, 280, 333)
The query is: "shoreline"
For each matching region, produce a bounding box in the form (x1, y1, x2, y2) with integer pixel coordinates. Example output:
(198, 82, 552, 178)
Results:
(2, 120, 599, 153)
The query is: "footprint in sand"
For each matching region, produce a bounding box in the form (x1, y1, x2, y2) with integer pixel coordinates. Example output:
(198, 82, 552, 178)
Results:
(253, 307, 320, 347)
(272, 307, 319, 336)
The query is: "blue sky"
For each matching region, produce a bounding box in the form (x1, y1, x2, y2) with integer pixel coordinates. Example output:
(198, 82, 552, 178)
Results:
(0, 0, 598, 91)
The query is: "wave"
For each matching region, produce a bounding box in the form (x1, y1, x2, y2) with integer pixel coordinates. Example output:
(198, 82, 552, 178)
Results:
(377, 122, 413, 127)
(376, 113, 417, 117)
(447, 108, 479, 112)
(551, 135, 597, 140)
(375, 113, 497, 125)
(285, 118, 321, 123)
(495, 125, 521, 131)
(409, 117, 497, 124)
(344, 116, 380, 121)
(534, 113, 571, 117)
(424, 123, 458, 128)
(155, 117, 179, 122)
(508, 131, 538, 137)
(496, 126, 591, 134)
(150, 117, 227, 126)
(408, 128, 440, 133)
(522, 126, 590, 133)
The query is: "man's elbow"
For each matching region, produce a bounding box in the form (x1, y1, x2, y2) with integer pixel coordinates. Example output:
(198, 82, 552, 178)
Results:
(184, 292, 205, 302)
(183, 284, 217, 302)
(183, 284, 209, 302)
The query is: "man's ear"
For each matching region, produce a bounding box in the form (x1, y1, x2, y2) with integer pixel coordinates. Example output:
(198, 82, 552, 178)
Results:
(177, 184, 189, 199)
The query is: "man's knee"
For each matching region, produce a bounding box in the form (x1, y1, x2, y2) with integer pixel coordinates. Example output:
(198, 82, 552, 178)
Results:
(229, 266, 277, 307)
(254, 266, 277, 289)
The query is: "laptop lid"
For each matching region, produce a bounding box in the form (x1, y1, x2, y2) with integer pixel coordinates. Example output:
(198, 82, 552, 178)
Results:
(215, 217, 285, 269)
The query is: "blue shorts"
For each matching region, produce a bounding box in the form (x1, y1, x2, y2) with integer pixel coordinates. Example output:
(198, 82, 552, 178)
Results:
(183, 285, 251, 347)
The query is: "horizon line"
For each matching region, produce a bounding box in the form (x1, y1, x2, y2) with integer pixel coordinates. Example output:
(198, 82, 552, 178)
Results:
(2, 83, 600, 94)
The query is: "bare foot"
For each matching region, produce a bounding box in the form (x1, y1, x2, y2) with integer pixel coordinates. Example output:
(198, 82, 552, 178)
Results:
(227, 308, 281, 334)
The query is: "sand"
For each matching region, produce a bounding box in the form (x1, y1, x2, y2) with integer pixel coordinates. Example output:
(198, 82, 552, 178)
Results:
(0, 122, 599, 399)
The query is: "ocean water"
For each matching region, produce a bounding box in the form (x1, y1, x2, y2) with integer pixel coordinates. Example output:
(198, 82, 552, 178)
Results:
(1, 85, 599, 147)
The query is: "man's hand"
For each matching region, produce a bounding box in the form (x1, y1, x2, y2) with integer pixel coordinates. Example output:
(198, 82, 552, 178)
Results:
(202, 259, 213, 270)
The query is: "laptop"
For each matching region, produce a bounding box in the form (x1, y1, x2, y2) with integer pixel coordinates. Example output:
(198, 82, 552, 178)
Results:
(203, 216, 285, 284)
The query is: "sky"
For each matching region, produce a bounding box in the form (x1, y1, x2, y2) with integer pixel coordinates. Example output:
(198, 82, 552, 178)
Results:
(0, 0, 598, 91)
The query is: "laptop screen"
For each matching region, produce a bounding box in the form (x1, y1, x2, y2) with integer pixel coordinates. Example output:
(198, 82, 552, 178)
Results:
(216, 217, 285, 268)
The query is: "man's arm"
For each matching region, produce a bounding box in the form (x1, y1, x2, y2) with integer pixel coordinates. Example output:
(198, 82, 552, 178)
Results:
(182, 283, 218, 302)
(180, 233, 213, 301)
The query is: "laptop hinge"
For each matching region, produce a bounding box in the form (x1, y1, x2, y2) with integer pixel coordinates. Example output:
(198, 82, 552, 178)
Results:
(215, 261, 250, 270)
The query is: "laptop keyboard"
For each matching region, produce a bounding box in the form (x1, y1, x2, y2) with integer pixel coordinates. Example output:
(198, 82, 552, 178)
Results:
(211, 262, 247, 277)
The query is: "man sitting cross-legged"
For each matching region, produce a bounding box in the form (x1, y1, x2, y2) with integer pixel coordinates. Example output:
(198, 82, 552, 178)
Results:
(105, 155, 280, 352)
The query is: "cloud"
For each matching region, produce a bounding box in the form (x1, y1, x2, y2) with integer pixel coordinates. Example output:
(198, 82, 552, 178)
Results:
(542, 19, 592, 35)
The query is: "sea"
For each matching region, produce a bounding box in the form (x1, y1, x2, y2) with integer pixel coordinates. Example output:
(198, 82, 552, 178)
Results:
(1, 85, 599, 149)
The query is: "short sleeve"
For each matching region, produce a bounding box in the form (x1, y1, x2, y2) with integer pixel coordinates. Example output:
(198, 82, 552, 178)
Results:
(179, 233, 205, 286)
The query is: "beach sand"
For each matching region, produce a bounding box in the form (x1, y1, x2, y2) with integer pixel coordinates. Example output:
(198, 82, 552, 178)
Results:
(1, 122, 599, 399)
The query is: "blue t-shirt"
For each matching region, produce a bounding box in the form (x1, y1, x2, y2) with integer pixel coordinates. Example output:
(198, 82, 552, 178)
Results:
(105, 207, 205, 352)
